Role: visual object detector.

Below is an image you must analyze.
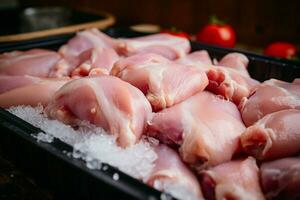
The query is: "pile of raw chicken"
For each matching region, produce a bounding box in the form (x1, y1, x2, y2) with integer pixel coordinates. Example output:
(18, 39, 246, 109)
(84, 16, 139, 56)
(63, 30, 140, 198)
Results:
(1, 28, 300, 200)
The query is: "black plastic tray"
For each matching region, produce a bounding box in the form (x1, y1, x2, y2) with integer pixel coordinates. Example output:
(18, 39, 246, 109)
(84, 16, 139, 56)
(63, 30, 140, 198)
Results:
(0, 27, 299, 200)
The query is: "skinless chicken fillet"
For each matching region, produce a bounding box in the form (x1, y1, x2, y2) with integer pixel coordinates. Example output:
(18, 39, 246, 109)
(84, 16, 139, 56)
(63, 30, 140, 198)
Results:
(71, 47, 120, 77)
(260, 156, 300, 200)
(176, 51, 259, 104)
(117, 33, 191, 60)
(241, 109, 300, 160)
(0, 75, 69, 108)
(50, 28, 118, 77)
(199, 157, 265, 200)
(240, 78, 300, 126)
(0, 49, 61, 77)
(148, 91, 246, 170)
(176, 50, 213, 70)
(217, 52, 250, 77)
(111, 53, 208, 111)
(46, 75, 152, 148)
(146, 144, 204, 200)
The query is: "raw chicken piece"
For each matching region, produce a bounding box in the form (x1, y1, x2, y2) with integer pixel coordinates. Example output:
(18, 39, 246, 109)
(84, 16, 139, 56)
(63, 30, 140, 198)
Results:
(176, 51, 258, 104)
(46, 76, 152, 147)
(206, 67, 259, 105)
(146, 144, 203, 200)
(0, 76, 69, 108)
(241, 109, 300, 160)
(240, 78, 300, 126)
(260, 157, 300, 200)
(199, 157, 265, 200)
(117, 33, 190, 60)
(218, 53, 250, 77)
(52, 29, 189, 76)
(50, 28, 118, 77)
(148, 91, 246, 170)
(0, 49, 61, 77)
(71, 47, 120, 77)
(111, 53, 208, 111)
(0, 75, 40, 94)
(58, 28, 116, 58)
(176, 50, 213, 67)
(111, 53, 170, 76)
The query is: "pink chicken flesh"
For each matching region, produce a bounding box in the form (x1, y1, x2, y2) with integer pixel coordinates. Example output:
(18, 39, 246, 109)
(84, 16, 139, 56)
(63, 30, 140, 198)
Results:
(206, 66, 259, 105)
(146, 144, 203, 199)
(176, 50, 213, 68)
(0, 49, 61, 77)
(58, 28, 116, 57)
(118, 33, 190, 60)
(217, 52, 250, 77)
(241, 109, 300, 160)
(71, 47, 120, 77)
(148, 91, 246, 170)
(176, 51, 259, 104)
(260, 157, 300, 200)
(199, 157, 265, 200)
(240, 78, 300, 126)
(51, 28, 191, 77)
(111, 53, 208, 111)
(46, 75, 152, 148)
(50, 28, 118, 77)
(0, 75, 69, 108)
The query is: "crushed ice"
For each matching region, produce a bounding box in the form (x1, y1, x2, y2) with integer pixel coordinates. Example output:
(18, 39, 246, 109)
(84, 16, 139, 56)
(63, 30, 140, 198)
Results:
(32, 132, 54, 143)
(7, 105, 201, 200)
(7, 105, 156, 180)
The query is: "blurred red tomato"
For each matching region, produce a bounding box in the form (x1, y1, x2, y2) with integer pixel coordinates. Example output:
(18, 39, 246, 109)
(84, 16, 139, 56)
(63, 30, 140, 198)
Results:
(264, 42, 297, 59)
(196, 16, 236, 48)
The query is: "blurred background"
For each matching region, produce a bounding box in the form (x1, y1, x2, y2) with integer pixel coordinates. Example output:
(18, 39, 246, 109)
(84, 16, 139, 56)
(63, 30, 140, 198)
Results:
(3, 0, 299, 47)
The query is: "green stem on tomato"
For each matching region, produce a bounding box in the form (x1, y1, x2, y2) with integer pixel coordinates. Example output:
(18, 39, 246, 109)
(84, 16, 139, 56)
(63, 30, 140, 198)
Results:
(209, 15, 227, 25)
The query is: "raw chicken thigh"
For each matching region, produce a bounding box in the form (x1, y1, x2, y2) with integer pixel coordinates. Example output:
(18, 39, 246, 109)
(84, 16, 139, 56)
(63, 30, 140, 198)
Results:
(148, 91, 245, 170)
(176, 50, 213, 70)
(46, 75, 152, 147)
(0, 75, 40, 94)
(111, 52, 170, 76)
(50, 29, 191, 77)
(260, 157, 300, 200)
(58, 28, 116, 57)
(71, 47, 119, 77)
(50, 28, 118, 77)
(241, 109, 300, 160)
(240, 78, 300, 126)
(112, 53, 208, 111)
(118, 33, 190, 60)
(0, 49, 61, 77)
(176, 51, 259, 104)
(217, 53, 250, 77)
(199, 157, 265, 200)
(146, 144, 203, 200)
(0, 75, 69, 108)
(206, 66, 259, 105)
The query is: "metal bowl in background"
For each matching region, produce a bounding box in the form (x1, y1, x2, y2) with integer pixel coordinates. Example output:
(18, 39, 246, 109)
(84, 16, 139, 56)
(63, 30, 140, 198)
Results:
(20, 7, 72, 32)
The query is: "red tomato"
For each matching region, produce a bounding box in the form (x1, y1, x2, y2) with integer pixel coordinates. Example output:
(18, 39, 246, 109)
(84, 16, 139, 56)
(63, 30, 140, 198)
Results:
(264, 42, 297, 59)
(162, 30, 190, 39)
(196, 24, 236, 48)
